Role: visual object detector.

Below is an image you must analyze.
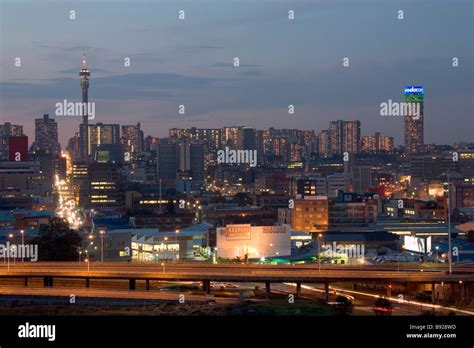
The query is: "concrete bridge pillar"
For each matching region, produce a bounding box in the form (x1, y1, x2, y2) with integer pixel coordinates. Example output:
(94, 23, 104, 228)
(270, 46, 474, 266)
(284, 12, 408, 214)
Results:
(265, 282, 271, 299)
(296, 282, 301, 297)
(24, 277, 28, 287)
(146, 279, 150, 290)
(202, 280, 211, 294)
(43, 276, 53, 287)
(129, 279, 136, 290)
(324, 282, 329, 302)
(85, 278, 90, 288)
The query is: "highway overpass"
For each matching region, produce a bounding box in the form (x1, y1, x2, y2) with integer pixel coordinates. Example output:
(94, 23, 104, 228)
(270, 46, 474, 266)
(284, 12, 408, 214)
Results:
(0, 262, 472, 300)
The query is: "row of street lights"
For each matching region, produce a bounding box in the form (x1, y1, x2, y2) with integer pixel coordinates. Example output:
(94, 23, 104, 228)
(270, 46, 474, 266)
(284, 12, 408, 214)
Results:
(3, 230, 25, 270)
(78, 229, 107, 270)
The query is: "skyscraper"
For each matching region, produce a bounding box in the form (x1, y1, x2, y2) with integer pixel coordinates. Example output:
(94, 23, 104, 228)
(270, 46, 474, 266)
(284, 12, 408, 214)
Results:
(329, 120, 361, 155)
(404, 86, 424, 155)
(0, 122, 23, 160)
(122, 123, 144, 161)
(237, 126, 256, 151)
(177, 139, 205, 182)
(222, 126, 239, 147)
(88, 123, 121, 162)
(79, 54, 90, 163)
(318, 130, 330, 157)
(157, 141, 179, 182)
(190, 143, 205, 182)
(31, 114, 60, 155)
(361, 132, 394, 153)
(169, 127, 222, 151)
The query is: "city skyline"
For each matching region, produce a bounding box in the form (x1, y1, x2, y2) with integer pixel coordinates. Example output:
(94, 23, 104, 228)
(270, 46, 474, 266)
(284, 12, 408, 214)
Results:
(0, 1, 473, 342)
(1, 0, 473, 146)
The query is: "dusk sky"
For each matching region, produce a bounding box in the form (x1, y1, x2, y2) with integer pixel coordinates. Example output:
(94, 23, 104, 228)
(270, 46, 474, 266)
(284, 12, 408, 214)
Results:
(0, 0, 472, 147)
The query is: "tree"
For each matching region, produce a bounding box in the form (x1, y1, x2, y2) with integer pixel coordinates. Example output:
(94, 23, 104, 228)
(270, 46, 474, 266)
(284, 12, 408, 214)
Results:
(33, 217, 82, 261)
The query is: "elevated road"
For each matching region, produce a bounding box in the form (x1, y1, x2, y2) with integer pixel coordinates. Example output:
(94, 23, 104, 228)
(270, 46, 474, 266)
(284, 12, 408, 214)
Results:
(0, 262, 472, 284)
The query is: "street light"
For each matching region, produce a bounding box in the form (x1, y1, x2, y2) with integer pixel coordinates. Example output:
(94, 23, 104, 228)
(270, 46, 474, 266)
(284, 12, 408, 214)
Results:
(7, 233, 13, 271)
(447, 170, 452, 275)
(175, 229, 180, 241)
(85, 250, 90, 272)
(99, 229, 106, 263)
(397, 238, 401, 273)
(175, 229, 180, 262)
(435, 246, 439, 262)
(161, 262, 165, 274)
(20, 230, 24, 263)
(318, 233, 323, 274)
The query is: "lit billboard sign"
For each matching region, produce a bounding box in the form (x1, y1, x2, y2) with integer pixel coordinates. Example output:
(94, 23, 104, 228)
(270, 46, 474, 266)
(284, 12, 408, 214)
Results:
(225, 224, 251, 241)
(403, 235, 432, 254)
(404, 86, 424, 95)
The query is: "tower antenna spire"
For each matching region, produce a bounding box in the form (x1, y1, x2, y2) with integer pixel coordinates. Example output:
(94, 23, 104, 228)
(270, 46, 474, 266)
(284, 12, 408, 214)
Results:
(82, 53, 87, 69)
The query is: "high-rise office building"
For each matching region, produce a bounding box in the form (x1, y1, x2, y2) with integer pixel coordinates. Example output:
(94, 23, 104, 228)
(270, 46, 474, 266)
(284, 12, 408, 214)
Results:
(122, 123, 144, 161)
(157, 141, 179, 181)
(342, 121, 361, 154)
(190, 143, 205, 182)
(0, 122, 23, 160)
(361, 132, 394, 153)
(79, 54, 90, 163)
(237, 126, 257, 151)
(66, 132, 81, 162)
(178, 138, 191, 172)
(256, 130, 265, 162)
(329, 120, 361, 155)
(318, 130, 330, 157)
(88, 123, 121, 162)
(177, 139, 205, 181)
(351, 165, 373, 193)
(31, 114, 60, 155)
(88, 162, 123, 211)
(169, 127, 222, 151)
(222, 127, 239, 147)
(404, 86, 424, 155)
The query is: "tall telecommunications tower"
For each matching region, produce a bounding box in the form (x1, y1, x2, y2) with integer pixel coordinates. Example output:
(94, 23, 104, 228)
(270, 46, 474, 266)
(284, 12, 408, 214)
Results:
(79, 53, 90, 163)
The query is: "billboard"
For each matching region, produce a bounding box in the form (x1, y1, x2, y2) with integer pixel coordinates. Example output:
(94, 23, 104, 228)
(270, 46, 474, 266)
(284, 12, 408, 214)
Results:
(225, 224, 251, 241)
(403, 235, 432, 254)
(404, 86, 424, 95)
(404, 86, 424, 102)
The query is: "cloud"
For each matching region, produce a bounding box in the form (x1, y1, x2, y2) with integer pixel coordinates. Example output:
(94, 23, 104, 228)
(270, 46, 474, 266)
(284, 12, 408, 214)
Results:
(0, 72, 228, 100)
